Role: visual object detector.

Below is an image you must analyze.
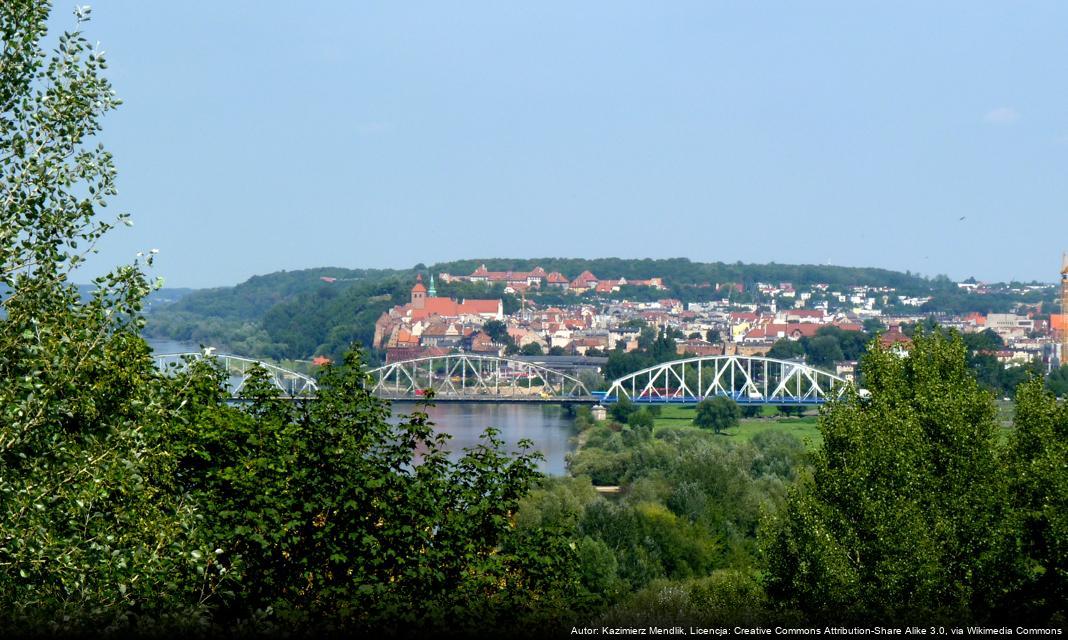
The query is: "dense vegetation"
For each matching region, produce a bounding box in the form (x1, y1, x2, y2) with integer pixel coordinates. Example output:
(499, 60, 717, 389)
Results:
(2, 3, 1064, 634)
(561, 332, 1066, 625)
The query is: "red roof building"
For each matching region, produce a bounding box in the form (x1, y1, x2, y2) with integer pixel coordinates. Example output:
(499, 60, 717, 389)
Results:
(569, 270, 599, 290)
(545, 272, 569, 287)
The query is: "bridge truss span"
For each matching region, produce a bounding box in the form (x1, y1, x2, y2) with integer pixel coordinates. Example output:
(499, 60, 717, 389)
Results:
(366, 354, 593, 402)
(154, 352, 319, 398)
(603, 355, 850, 405)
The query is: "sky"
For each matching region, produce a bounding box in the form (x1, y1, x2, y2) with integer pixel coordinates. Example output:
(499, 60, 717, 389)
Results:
(54, 1, 1068, 288)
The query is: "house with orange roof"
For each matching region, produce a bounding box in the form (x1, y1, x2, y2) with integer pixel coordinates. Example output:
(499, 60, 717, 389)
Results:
(569, 270, 598, 292)
(595, 279, 623, 294)
(545, 272, 569, 288)
(879, 325, 912, 350)
(962, 312, 987, 329)
(469, 331, 501, 355)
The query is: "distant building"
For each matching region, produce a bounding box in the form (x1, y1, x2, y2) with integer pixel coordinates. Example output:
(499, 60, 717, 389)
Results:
(373, 275, 503, 349)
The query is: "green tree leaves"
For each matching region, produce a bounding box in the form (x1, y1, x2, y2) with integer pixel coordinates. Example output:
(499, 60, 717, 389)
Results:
(693, 397, 741, 434)
(762, 331, 1010, 621)
(1000, 380, 1068, 620)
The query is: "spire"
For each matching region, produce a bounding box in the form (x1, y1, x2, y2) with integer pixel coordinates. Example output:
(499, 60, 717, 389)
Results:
(428, 273, 437, 297)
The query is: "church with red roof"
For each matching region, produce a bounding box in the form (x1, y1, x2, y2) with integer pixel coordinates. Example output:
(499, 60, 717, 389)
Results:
(372, 275, 503, 350)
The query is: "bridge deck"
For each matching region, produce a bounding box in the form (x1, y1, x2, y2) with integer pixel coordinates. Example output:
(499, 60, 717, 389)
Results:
(378, 395, 600, 404)
(240, 394, 831, 405)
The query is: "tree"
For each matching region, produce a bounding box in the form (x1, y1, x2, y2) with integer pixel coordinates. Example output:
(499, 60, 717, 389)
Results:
(650, 329, 679, 362)
(776, 405, 805, 417)
(706, 329, 722, 343)
(963, 328, 1004, 353)
(627, 408, 655, 429)
(482, 319, 512, 346)
(693, 397, 741, 434)
(741, 405, 763, 418)
(637, 324, 657, 350)
(813, 326, 869, 362)
(801, 334, 844, 369)
(609, 396, 640, 424)
(1047, 364, 1068, 397)
(520, 342, 544, 356)
(0, 4, 220, 631)
(172, 355, 577, 630)
(766, 338, 803, 361)
(762, 330, 1011, 621)
(1001, 380, 1068, 620)
(862, 318, 885, 333)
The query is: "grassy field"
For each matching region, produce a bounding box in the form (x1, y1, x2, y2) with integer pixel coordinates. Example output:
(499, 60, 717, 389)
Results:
(650, 405, 824, 450)
(646, 400, 1018, 451)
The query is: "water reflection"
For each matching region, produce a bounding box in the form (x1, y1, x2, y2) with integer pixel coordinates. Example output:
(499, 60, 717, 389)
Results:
(389, 402, 576, 476)
(146, 341, 577, 477)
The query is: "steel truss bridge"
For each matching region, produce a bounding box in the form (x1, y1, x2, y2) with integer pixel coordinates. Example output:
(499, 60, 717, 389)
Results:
(154, 353, 850, 406)
(154, 352, 319, 398)
(366, 354, 593, 403)
(602, 355, 849, 405)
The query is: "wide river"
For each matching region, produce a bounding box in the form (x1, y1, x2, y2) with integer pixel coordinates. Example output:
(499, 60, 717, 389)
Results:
(147, 339, 577, 475)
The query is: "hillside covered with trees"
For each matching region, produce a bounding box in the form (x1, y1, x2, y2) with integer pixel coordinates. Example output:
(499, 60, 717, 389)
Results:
(143, 256, 1054, 365)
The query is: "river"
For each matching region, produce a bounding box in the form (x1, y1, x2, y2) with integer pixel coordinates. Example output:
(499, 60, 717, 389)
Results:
(146, 339, 577, 475)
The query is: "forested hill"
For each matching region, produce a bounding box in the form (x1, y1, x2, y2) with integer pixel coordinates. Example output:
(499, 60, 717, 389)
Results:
(141, 258, 1041, 362)
(158, 267, 406, 321)
(161, 258, 938, 324)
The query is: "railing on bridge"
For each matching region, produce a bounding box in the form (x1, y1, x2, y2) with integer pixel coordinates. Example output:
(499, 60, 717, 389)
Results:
(154, 352, 319, 398)
(602, 355, 850, 405)
(366, 354, 593, 401)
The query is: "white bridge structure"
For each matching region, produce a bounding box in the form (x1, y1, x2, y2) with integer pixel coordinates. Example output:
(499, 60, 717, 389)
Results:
(154, 352, 319, 398)
(153, 352, 850, 406)
(366, 354, 593, 402)
(601, 355, 850, 405)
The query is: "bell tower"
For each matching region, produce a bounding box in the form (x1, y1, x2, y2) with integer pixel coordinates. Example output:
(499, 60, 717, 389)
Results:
(411, 274, 427, 310)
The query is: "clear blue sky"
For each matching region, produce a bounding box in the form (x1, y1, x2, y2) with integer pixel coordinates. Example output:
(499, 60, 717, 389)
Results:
(61, 1, 1068, 288)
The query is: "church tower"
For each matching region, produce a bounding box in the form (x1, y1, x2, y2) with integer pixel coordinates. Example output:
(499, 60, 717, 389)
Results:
(411, 274, 427, 310)
(428, 274, 437, 297)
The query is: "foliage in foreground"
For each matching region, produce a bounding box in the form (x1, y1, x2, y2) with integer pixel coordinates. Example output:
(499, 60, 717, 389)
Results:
(165, 356, 579, 632)
(762, 331, 1066, 623)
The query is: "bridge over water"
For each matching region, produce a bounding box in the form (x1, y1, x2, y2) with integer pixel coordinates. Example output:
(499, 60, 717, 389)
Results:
(154, 352, 850, 406)
(367, 354, 595, 403)
(367, 353, 849, 406)
(153, 352, 319, 398)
